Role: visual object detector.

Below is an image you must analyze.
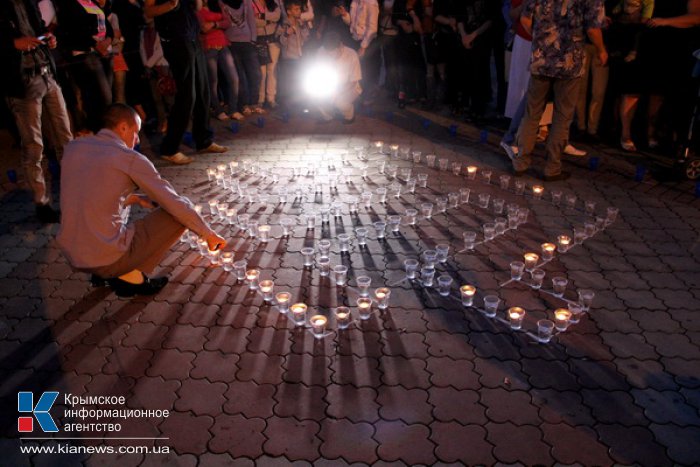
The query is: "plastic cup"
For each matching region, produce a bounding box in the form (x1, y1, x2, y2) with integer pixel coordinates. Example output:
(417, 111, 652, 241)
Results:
(404, 259, 419, 279)
(483, 295, 500, 317)
(357, 297, 373, 320)
(334, 265, 348, 285)
(356, 276, 372, 296)
(510, 261, 525, 281)
(552, 277, 568, 297)
(508, 307, 526, 330)
(335, 307, 352, 329)
(460, 285, 476, 306)
(538, 319, 554, 343)
(420, 267, 435, 287)
(437, 275, 453, 297)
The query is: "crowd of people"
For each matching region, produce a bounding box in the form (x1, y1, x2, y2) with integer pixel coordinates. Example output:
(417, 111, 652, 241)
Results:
(1, 0, 699, 221)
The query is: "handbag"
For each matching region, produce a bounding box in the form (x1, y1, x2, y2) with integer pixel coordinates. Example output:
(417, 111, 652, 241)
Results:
(255, 41, 272, 65)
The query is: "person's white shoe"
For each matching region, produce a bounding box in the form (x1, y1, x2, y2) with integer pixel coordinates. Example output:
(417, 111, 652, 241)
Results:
(564, 144, 587, 157)
(230, 112, 244, 120)
(216, 112, 229, 121)
(161, 152, 193, 165)
(199, 142, 228, 154)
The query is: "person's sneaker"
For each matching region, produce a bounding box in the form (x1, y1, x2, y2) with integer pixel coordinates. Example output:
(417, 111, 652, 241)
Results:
(230, 112, 244, 120)
(500, 141, 519, 161)
(620, 139, 637, 152)
(544, 171, 571, 182)
(161, 152, 193, 165)
(36, 204, 60, 223)
(199, 142, 228, 154)
(564, 144, 587, 157)
(216, 112, 229, 121)
(90, 274, 107, 287)
(107, 274, 168, 297)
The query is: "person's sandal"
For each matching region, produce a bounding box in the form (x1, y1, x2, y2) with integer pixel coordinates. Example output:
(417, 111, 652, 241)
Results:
(107, 274, 168, 297)
(620, 139, 637, 152)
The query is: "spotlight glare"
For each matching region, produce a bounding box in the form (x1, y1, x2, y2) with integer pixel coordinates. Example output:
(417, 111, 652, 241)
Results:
(303, 62, 339, 99)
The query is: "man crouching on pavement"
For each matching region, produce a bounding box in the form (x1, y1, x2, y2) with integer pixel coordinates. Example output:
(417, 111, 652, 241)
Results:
(57, 103, 226, 297)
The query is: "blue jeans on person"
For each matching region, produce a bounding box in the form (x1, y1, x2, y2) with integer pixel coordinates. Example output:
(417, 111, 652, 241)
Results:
(230, 42, 261, 108)
(205, 47, 239, 114)
(503, 95, 526, 145)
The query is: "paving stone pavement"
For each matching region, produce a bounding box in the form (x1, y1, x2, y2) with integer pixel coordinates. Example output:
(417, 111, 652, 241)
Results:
(1, 105, 700, 466)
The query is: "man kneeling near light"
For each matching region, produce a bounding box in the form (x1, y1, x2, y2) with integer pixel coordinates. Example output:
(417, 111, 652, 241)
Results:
(306, 32, 362, 124)
(57, 104, 226, 297)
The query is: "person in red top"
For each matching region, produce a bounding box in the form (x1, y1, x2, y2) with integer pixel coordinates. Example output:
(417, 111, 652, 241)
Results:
(198, 0, 244, 120)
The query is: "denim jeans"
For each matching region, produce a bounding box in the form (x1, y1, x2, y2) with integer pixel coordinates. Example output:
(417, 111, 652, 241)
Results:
(160, 38, 213, 155)
(6, 75, 72, 204)
(230, 42, 261, 108)
(515, 75, 581, 177)
(205, 47, 239, 114)
(67, 52, 113, 133)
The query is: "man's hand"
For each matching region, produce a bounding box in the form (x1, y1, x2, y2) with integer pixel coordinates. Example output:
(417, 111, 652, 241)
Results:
(448, 17, 457, 31)
(461, 32, 476, 49)
(205, 232, 227, 251)
(125, 194, 157, 209)
(14, 36, 44, 52)
(358, 46, 366, 58)
(46, 33, 57, 49)
(647, 17, 668, 27)
(95, 38, 111, 56)
(597, 48, 608, 66)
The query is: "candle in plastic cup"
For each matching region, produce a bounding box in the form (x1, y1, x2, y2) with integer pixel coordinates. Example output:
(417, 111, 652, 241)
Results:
(226, 208, 237, 225)
(435, 244, 449, 263)
(552, 277, 568, 297)
(310, 315, 327, 339)
(376, 187, 387, 203)
(412, 150, 422, 163)
(483, 295, 500, 318)
(405, 209, 417, 225)
(524, 253, 539, 272)
(374, 221, 386, 239)
(404, 259, 419, 279)
(568, 303, 583, 324)
(554, 308, 572, 331)
(348, 196, 359, 213)
(208, 248, 221, 265)
(426, 154, 436, 167)
(514, 180, 525, 195)
(574, 227, 586, 244)
(467, 166, 477, 180)
(463, 231, 477, 250)
(437, 275, 453, 297)
(233, 260, 247, 281)
(492, 198, 505, 214)
(362, 191, 373, 208)
(438, 158, 449, 171)
(541, 243, 556, 261)
(448, 192, 460, 208)
(421, 203, 433, 219)
(247, 221, 259, 238)
(374, 287, 391, 310)
(606, 206, 619, 225)
(422, 250, 437, 268)
(280, 218, 294, 236)
(483, 223, 496, 241)
(460, 285, 476, 306)
(585, 200, 596, 216)
(494, 217, 507, 235)
(436, 197, 448, 213)
(356, 276, 372, 296)
(276, 292, 291, 313)
(508, 307, 526, 330)
(238, 214, 249, 231)
(320, 207, 331, 223)
(532, 185, 544, 199)
(531, 269, 545, 289)
(481, 170, 492, 184)
(407, 178, 417, 193)
(335, 307, 352, 329)
(417, 173, 428, 188)
(246, 269, 260, 290)
(566, 194, 577, 210)
(355, 227, 368, 246)
(259, 225, 271, 243)
(558, 235, 572, 253)
(260, 280, 274, 301)
(317, 239, 331, 257)
(291, 303, 307, 326)
(220, 252, 233, 271)
(334, 265, 348, 285)
(584, 221, 596, 238)
(421, 267, 435, 287)
(538, 319, 555, 343)
(578, 289, 595, 312)
(452, 162, 461, 176)
(551, 190, 562, 206)
(338, 233, 351, 252)
(208, 199, 219, 215)
(305, 213, 316, 230)
(317, 256, 331, 276)
(357, 297, 373, 320)
(499, 174, 510, 190)
(460, 188, 471, 204)
(388, 215, 401, 233)
(301, 247, 315, 267)
(510, 261, 525, 281)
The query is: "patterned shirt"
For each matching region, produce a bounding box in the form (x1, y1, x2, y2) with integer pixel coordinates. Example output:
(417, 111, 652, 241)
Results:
(522, 0, 605, 79)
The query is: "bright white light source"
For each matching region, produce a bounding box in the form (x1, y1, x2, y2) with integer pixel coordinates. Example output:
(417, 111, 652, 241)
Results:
(303, 62, 339, 99)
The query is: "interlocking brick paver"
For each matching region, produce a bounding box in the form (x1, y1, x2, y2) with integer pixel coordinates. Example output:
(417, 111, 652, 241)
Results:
(597, 424, 671, 465)
(430, 423, 495, 465)
(426, 356, 481, 390)
(379, 356, 431, 389)
(208, 414, 266, 459)
(175, 378, 227, 416)
(645, 331, 700, 358)
(631, 388, 700, 426)
(319, 419, 378, 463)
(486, 422, 553, 465)
(191, 350, 239, 382)
(377, 386, 432, 424)
(481, 388, 541, 425)
(146, 348, 195, 380)
(429, 387, 486, 424)
(236, 352, 285, 384)
(374, 420, 436, 465)
(263, 417, 322, 462)
(614, 358, 678, 390)
(650, 424, 700, 465)
(273, 383, 328, 421)
(158, 411, 214, 455)
(541, 423, 612, 465)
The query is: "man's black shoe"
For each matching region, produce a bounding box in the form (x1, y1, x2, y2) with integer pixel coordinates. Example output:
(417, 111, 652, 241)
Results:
(544, 171, 571, 182)
(107, 275, 168, 297)
(36, 204, 60, 224)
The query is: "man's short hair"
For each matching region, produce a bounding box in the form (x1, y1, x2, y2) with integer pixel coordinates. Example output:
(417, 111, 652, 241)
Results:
(103, 103, 138, 130)
(285, 0, 303, 9)
(322, 31, 342, 51)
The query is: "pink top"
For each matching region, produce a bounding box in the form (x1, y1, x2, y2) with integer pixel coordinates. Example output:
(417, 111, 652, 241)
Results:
(197, 8, 229, 49)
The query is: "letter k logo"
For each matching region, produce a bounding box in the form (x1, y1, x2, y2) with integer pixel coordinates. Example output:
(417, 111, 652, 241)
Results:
(18, 392, 59, 433)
